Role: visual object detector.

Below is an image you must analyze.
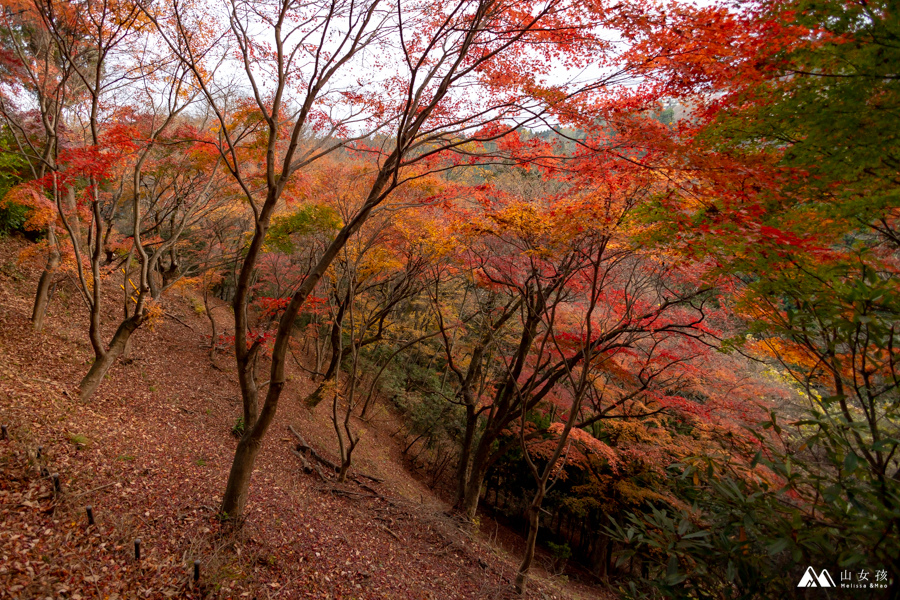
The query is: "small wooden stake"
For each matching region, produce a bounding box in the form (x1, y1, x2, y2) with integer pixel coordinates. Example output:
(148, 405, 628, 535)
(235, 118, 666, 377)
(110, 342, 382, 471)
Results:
(193, 560, 200, 582)
(134, 538, 141, 561)
(51, 473, 61, 493)
(1, 424, 7, 439)
(86, 505, 95, 526)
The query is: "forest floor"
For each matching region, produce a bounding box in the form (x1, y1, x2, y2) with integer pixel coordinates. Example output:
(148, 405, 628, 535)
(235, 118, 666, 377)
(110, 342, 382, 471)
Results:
(0, 234, 612, 600)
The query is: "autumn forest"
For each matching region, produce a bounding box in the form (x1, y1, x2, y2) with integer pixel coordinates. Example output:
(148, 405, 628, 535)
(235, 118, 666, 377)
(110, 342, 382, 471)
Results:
(0, 0, 897, 597)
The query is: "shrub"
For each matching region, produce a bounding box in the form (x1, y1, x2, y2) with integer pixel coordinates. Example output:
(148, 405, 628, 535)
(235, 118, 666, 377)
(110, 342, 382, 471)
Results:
(231, 417, 246, 438)
(0, 201, 29, 236)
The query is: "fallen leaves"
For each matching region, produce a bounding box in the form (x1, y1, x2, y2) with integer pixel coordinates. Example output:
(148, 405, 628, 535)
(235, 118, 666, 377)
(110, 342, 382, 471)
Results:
(0, 234, 604, 600)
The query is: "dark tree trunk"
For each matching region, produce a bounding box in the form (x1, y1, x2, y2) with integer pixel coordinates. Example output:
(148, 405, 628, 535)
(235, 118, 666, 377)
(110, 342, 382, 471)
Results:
(203, 286, 217, 359)
(455, 402, 477, 507)
(159, 260, 179, 293)
(220, 432, 262, 518)
(515, 497, 544, 594)
(462, 451, 490, 521)
(79, 315, 142, 401)
(32, 229, 60, 331)
(221, 368, 286, 516)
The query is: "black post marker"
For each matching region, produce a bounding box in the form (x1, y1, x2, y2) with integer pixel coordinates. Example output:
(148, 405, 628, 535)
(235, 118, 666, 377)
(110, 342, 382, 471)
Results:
(1, 424, 7, 439)
(36, 445, 43, 459)
(86, 506, 95, 526)
(193, 560, 200, 582)
(51, 473, 60, 493)
(134, 538, 141, 561)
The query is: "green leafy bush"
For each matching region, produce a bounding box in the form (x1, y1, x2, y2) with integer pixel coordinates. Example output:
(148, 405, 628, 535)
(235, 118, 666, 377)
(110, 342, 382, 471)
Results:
(0, 200, 29, 236)
(231, 416, 246, 438)
(0, 149, 28, 236)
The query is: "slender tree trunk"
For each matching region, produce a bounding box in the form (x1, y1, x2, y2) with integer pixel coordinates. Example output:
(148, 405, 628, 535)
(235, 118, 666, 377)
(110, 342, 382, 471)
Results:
(314, 321, 326, 373)
(101, 217, 116, 265)
(236, 351, 260, 426)
(431, 449, 452, 488)
(588, 532, 609, 577)
(79, 315, 142, 401)
(324, 298, 347, 379)
(304, 297, 348, 408)
(335, 278, 361, 483)
(33, 181, 73, 331)
(204, 285, 217, 359)
(580, 518, 588, 552)
(515, 495, 544, 594)
(462, 455, 489, 521)
(455, 401, 477, 506)
(148, 270, 160, 298)
(122, 333, 134, 363)
(32, 227, 60, 331)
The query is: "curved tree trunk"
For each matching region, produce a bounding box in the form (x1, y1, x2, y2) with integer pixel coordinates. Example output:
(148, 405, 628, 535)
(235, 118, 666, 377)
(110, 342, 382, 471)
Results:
(515, 498, 543, 594)
(79, 315, 142, 401)
(32, 227, 60, 331)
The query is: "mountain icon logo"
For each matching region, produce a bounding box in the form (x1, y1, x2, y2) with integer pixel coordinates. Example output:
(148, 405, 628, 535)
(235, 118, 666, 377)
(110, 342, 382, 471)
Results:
(798, 567, 836, 587)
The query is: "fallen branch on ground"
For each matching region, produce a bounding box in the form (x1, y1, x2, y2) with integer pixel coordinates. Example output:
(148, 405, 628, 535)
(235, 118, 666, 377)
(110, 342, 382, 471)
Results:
(73, 482, 116, 498)
(330, 487, 378, 499)
(288, 425, 385, 484)
(291, 449, 326, 479)
(165, 312, 194, 330)
(288, 425, 340, 472)
(377, 523, 403, 542)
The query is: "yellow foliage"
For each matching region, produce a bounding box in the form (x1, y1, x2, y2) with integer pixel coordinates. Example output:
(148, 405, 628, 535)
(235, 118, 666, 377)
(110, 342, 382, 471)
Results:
(747, 337, 819, 369)
(143, 301, 165, 330)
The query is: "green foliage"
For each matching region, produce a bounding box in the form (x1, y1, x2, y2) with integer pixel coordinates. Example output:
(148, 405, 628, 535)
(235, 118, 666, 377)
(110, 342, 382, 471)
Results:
(231, 417, 246, 438)
(68, 433, 90, 449)
(607, 412, 899, 599)
(706, 0, 899, 225)
(611, 3, 900, 595)
(608, 468, 797, 598)
(0, 201, 30, 236)
(547, 541, 571, 561)
(794, 408, 900, 573)
(0, 147, 29, 236)
(370, 338, 464, 446)
(267, 204, 342, 253)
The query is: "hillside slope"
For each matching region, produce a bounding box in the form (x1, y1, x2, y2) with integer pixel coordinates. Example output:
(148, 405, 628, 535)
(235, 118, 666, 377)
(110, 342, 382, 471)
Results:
(0, 235, 609, 600)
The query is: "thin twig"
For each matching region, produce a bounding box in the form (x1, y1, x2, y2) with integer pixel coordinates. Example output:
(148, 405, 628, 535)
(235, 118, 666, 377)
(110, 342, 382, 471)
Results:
(72, 482, 116, 498)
